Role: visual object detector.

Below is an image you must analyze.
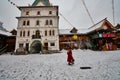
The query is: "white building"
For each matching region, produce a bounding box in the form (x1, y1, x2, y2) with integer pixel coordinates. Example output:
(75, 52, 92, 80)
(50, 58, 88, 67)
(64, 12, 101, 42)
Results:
(15, 0, 59, 53)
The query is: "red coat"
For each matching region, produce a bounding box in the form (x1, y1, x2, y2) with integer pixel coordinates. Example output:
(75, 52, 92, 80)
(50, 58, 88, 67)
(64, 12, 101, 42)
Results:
(67, 49, 74, 63)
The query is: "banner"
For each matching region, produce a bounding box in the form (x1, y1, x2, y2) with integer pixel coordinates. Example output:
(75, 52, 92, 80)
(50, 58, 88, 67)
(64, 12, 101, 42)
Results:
(102, 33, 116, 38)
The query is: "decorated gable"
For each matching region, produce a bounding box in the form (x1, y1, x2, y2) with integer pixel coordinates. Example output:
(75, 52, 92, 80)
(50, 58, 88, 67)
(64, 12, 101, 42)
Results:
(98, 19, 115, 30)
(70, 27, 78, 33)
(102, 25, 108, 30)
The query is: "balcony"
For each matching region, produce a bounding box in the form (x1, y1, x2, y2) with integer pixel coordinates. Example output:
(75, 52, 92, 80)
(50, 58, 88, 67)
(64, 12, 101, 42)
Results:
(32, 35, 41, 39)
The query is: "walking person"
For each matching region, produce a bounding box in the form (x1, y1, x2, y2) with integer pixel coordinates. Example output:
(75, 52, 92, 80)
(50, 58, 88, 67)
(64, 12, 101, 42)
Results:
(67, 46, 74, 65)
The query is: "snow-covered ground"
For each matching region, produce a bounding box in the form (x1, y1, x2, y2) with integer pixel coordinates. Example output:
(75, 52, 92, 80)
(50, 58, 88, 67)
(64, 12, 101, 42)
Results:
(0, 49, 120, 80)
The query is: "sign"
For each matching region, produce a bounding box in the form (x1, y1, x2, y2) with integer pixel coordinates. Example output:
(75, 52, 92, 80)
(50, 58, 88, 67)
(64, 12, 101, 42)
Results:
(102, 33, 116, 38)
(102, 34, 108, 37)
(99, 34, 102, 38)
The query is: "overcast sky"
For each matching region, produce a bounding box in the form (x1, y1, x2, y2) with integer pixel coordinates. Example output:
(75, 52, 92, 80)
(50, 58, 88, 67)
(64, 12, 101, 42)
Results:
(0, 0, 120, 30)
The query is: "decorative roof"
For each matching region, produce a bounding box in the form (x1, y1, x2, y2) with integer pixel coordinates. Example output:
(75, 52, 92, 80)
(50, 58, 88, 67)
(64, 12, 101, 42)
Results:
(87, 18, 116, 33)
(116, 24, 120, 29)
(32, 0, 50, 6)
(70, 27, 78, 33)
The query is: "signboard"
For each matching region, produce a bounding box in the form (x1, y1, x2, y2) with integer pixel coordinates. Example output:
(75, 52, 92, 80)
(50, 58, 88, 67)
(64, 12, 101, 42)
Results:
(99, 34, 102, 38)
(102, 33, 116, 38)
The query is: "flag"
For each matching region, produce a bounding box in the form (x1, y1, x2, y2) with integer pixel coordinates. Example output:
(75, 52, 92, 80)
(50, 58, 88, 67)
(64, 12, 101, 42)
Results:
(8, 0, 18, 8)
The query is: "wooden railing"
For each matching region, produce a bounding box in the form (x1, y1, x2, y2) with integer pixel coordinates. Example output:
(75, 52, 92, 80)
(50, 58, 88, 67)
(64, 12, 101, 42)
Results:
(0, 45, 8, 55)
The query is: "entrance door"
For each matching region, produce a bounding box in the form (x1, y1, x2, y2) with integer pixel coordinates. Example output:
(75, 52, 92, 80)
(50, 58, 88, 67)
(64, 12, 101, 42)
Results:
(25, 43, 29, 52)
(30, 40, 42, 53)
(44, 43, 48, 50)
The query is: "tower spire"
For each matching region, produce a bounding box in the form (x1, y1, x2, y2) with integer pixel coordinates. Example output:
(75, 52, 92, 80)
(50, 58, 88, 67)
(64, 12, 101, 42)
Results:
(32, 0, 51, 6)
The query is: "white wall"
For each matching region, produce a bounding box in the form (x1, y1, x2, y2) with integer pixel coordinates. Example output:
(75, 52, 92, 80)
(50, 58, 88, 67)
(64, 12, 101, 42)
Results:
(16, 6, 59, 51)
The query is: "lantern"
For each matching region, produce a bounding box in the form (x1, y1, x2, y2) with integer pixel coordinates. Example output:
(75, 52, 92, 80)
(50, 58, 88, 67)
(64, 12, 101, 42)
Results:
(73, 34, 78, 40)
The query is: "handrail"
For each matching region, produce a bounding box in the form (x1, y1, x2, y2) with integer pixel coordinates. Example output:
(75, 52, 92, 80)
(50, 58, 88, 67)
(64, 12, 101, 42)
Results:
(0, 44, 8, 54)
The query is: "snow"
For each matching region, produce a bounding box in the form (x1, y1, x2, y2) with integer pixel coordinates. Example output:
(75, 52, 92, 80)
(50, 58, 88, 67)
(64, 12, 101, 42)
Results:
(0, 49, 120, 80)
(59, 29, 89, 35)
(0, 29, 12, 36)
(59, 18, 107, 35)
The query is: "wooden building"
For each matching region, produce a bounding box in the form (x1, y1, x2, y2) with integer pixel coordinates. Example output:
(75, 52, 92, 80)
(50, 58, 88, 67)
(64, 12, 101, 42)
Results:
(115, 24, 120, 49)
(59, 27, 90, 50)
(0, 24, 16, 53)
(86, 18, 117, 51)
(59, 18, 118, 51)
(0, 31, 16, 53)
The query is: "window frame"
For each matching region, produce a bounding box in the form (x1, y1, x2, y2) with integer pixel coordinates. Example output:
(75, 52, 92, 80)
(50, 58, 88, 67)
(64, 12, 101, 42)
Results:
(50, 20, 53, 25)
(26, 11, 29, 15)
(27, 20, 30, 26)
(46, 20, 49, 25)
(37, 11, 40, 15)
(50, 43, 55, 46)
(36, 20, 40, 26)
(49, 11, 52, 15)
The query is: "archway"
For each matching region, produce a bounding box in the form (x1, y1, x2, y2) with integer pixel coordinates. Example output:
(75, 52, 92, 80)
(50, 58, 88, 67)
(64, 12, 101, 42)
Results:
(30, 40, 42, 53)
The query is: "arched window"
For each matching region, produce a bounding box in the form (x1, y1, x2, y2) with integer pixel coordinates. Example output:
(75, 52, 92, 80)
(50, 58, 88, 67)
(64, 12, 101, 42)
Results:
(23, 21, 26, 26)
(26, 11, 29, 15)
(52, 30, 55, 36)
(49, 11, 52, 14)
(35, 30, 41, 38)
(23, 31, 25, 37)
(46, 20, 48, 25)
(20, 31, 22, 37)
(45, 30, 47, 36)
(49, 30, 51, 36)
(37, 11, 40, 15)
(27, 20, 30, 26)
(36, 20, 39, 25)
(50, 20, 53, 25)
(36, 30, 40, 36)
(27, 31, 30, 36)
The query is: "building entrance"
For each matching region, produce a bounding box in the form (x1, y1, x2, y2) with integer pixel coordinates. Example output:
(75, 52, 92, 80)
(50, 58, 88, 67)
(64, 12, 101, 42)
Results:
(30, 40, 42, 53)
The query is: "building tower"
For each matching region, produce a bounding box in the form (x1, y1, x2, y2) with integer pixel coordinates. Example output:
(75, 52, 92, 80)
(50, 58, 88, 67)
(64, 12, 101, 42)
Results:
(15, 0, 59, 53)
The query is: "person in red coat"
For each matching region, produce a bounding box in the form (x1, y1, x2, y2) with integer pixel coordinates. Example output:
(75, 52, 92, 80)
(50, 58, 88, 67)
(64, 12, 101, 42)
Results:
(67, 47, 74, 65)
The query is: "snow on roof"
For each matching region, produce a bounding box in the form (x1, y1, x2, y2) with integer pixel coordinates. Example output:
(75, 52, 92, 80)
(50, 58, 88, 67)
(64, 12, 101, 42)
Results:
(59, 29, 71, 35)
(0, 29, 12, 36)
(59, 18, 106, 35)
(59, 29, 89, 35)
(77, 29, 90, 34)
